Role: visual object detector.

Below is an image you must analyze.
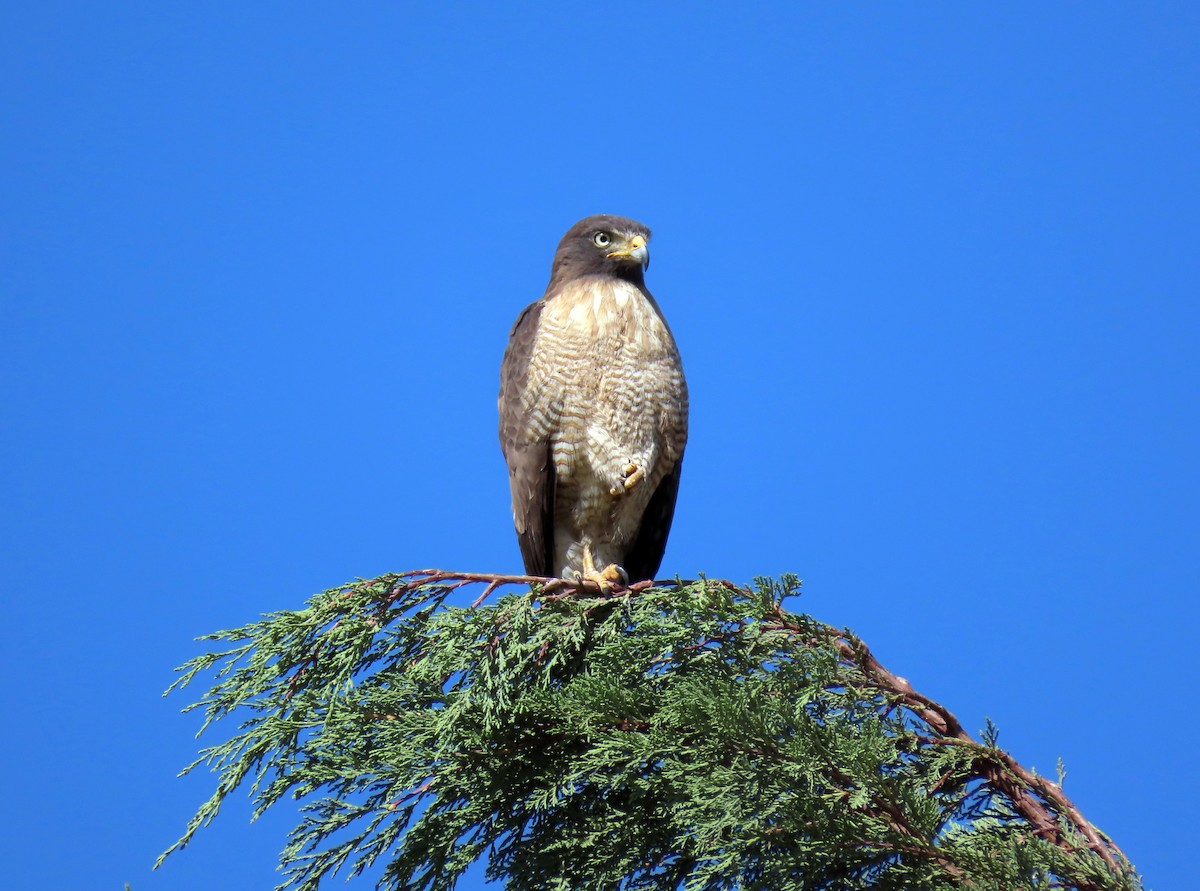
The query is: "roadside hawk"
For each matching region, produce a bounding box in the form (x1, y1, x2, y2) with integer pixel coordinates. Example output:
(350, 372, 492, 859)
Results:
(498, 214, 688, 587)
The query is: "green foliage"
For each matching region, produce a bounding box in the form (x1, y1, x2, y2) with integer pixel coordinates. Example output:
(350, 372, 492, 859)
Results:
(160, 572, 1140, 891)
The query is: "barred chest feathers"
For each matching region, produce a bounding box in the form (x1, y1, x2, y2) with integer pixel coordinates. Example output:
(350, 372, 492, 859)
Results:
(526, 277, 687, 573)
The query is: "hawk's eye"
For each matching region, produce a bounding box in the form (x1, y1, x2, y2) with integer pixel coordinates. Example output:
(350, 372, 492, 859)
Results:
(592, 232, 611, 247)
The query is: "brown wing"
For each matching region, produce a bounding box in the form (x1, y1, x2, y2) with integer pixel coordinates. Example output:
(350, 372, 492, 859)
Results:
(498, 300, 555, 576)
(621, 452, 684, 583)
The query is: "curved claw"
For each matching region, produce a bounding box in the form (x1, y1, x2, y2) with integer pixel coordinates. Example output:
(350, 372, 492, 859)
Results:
(610, 463, 646, 497)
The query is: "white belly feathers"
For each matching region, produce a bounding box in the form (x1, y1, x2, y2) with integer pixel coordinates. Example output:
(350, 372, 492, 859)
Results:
(521, 276, 688, 575)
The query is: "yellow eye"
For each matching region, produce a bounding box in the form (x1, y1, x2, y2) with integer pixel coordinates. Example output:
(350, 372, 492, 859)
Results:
(592, 232, 611, 247)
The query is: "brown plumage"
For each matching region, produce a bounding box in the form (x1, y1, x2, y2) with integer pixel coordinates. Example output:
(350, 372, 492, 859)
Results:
(498, 214, 688, 585)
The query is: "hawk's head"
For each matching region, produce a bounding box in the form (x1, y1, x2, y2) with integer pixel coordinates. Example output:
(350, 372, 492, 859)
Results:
(548, 214, 651, 290)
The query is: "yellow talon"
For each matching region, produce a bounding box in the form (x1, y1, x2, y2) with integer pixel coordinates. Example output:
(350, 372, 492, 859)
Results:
(577, 546, 628, 593)
(611, 463, 645, 497)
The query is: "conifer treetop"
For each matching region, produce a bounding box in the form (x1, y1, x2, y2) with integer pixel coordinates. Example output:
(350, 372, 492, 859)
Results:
(159, 570, 1140, 891)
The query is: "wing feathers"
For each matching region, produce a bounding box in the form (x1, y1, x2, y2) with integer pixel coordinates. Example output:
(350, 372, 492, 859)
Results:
(499, 299, 554, 575)
(622, 454, 684, 582)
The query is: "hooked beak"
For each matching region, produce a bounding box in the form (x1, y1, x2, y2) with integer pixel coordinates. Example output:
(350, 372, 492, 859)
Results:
(608, 233, 650, 270)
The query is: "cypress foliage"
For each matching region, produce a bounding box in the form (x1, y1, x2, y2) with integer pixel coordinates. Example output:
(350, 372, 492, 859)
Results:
(159, 570, 1140, 891)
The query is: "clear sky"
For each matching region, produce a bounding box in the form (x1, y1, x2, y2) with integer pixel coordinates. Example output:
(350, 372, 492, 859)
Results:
(2, 3, 1196, 889)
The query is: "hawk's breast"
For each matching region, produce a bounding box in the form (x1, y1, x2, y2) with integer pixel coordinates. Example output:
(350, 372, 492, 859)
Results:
(523, 276, 688, 543)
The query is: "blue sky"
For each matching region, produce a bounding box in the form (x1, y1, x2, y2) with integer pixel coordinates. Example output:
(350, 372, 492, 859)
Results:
(2, 3, 1197, 889)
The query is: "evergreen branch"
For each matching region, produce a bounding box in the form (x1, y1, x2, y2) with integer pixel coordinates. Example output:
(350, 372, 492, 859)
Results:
(759, 602, 1129, 878)
(159, 570, 1140, 891)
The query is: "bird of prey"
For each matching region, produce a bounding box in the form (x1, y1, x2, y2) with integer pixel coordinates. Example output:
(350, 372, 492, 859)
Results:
(499, 214, 688, 588)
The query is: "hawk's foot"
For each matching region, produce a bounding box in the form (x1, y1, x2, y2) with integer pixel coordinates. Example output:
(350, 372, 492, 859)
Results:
(599, 562, 627, 585)
(579, 545, 629, 593)
(574, 563, 628, 594)
(610, 462, 646, 497)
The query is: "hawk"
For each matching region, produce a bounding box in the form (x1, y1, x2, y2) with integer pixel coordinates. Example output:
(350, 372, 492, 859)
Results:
(499, 214, 688, 587)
